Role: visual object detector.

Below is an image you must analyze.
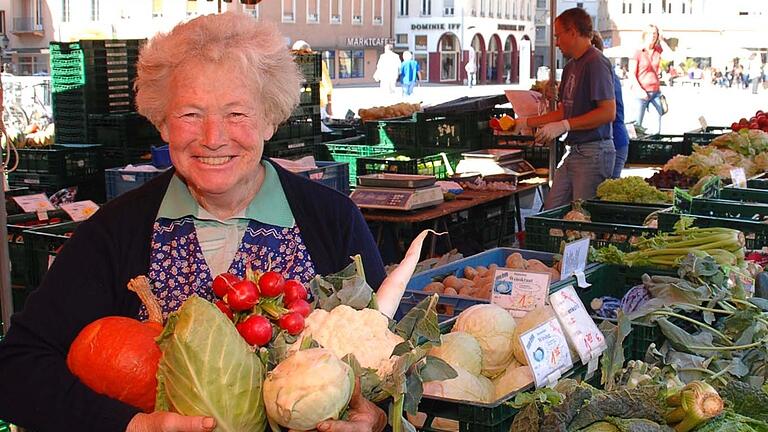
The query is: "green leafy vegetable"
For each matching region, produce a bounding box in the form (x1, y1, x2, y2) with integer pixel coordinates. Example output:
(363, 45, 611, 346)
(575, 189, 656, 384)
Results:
(596, 177, 672, 204)
(600, 313, 633, 391)
(717, 380, 768, 423)
(155, 296, 267, 432)
(309, 255, 375, 311)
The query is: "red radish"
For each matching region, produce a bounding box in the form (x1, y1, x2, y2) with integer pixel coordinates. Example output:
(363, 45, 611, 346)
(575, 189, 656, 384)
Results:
(215, 300, 234, 321)
(376, 229, 444, 318)
(278, 312, 305, 335)
(212, 273, 240, 298)
(288, 299, 312, 318)
(227, 280, 260, 311)
(236, 315, 273, 346)
(283, 279, 308, 304)
(66, 276, 163, 413)
(258, 271, 285, 297)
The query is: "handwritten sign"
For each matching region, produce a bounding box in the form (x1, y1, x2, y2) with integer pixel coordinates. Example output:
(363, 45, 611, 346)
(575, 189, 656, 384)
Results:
(61, 201, 100, 222)
(491, 269, 551, 318)
(560, 238, 591, 287)
(12, 193, 55, 213)
(550, 286, 607, 366)
(730, 168, 747, 189)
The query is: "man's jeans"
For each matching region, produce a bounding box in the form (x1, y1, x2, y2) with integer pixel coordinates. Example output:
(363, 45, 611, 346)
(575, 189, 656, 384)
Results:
(543, 139, 616, 210)
(402, 81, 416, 96)
(612, 144, 628, 178)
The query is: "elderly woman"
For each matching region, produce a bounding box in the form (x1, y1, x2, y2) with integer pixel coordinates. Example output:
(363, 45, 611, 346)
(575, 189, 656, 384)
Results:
(0, 13, 386, 432)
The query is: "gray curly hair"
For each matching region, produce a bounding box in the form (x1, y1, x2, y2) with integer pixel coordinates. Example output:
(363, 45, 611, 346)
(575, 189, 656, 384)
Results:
(134, 12, 302, 131)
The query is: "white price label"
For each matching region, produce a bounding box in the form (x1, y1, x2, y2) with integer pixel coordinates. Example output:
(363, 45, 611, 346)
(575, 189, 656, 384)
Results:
(12, 193, 55, 213)
(550, 286, 607, 364)
(491, 269, 551, 318)
(520, 317, 573, 388)
(626, 123, 638, 139)
(698, 116, 708, 131)
(61, 200, 100, 222)
(560, 238, 590, 285)
(730, 168, 747, 188)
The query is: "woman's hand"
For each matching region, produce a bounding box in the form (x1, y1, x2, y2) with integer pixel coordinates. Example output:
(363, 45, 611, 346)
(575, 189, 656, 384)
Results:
(315, 380, 387, 432)
(126, 412, 216, 432)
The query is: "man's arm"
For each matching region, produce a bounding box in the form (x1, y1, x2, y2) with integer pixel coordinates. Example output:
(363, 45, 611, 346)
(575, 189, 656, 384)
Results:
(526, 106, 565, 128)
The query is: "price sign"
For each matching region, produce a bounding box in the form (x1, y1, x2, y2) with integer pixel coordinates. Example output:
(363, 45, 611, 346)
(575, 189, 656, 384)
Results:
(560, 238, 591, 287)
(491, 269, 551, 318)
(730, 168, 747, 189)
(626, 123, 638, 139)
(550, 286, 607, 368)
(519, 317, 572, 387)
(12, 193, 55, 213)
(698, 116, 708, 131)
(61, 201, 100, 222)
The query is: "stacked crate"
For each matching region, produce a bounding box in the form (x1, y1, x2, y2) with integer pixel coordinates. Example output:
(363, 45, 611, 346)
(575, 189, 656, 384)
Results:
(263, 53, 323, 160)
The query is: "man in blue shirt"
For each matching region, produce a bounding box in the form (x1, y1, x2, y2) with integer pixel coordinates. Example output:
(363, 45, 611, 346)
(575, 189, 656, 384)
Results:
(400, 50, 421, 97)
(515, 8, 616, 209)
(592, 32, 629, 178)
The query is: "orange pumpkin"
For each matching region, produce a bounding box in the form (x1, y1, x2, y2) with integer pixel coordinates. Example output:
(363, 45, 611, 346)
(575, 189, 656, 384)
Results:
(66, 276, 163, 413)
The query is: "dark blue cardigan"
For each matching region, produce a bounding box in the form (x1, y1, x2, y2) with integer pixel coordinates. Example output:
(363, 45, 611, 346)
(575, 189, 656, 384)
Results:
(0, 160, 385, 431)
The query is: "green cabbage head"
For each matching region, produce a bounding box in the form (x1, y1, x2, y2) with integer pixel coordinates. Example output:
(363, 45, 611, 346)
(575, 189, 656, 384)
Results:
(263, 348, 355, 431)
(428, 332, 483, 376)
(453, 304, 517, 378)
(155, 295, 266, 432)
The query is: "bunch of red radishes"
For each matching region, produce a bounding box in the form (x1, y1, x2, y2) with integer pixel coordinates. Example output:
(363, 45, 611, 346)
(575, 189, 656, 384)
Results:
(211, 268, 312, 347)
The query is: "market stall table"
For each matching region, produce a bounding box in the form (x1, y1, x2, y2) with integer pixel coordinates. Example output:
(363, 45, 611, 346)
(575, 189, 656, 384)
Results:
(362, 183, 540, 258)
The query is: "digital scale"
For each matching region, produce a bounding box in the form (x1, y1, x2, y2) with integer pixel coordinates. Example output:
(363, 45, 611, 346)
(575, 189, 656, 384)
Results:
(351, 174, 445, 211)
(455, 149, 536, 177)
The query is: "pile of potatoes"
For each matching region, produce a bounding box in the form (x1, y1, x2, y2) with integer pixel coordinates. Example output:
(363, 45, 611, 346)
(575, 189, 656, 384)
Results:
(422, 253, 562, 300)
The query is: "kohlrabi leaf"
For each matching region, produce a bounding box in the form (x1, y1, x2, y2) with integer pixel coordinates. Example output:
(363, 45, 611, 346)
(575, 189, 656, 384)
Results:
(599, 311, 632, 391)
(309, 255, 374, 311)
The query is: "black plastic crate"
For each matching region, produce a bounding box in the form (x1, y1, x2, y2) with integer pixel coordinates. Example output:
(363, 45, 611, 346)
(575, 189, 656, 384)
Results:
(23, 221, 81, 289)
(524, 200, 665, 253)
(15, 144, 103, 179)
(657, 198, 768, 250)
(272, 113, 321, 142)
(626, 134, 691, 165)
(299, 82, 320, 106)
(263, 137, 320, 160)
(489, 134, 566, 169)
(102, 146, 152, 169)
(294, 52, 322, 83)
(6, 187, 32, 215)
(7, 172, 106, 203)
(356, 149, 461, 179)
(87, 113, 162, 148)
(364, 117, 418, 149)
(7, 211, 72, 288)
(420, 111, 490, 150)
(683, 126, 731, 147)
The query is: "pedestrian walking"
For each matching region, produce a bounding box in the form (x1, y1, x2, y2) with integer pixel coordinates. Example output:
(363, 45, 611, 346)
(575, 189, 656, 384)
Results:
(399, 51, 420, 97)
(373, 44, 401, 95)
(629, 24, 664, 134)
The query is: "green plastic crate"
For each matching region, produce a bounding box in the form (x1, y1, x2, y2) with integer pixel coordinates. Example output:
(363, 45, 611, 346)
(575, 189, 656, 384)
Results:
(356, 149, 461, 179)
(524, 201, 665, 253)
(656, 198, 768, 250)
(321, 135, 394, 186)
(626, 134, 691, 165)
(15, 144, 103, 180)
(7, 211, 72, 288)
(364, 117, 419, 149)
(748, 179, 768, 190)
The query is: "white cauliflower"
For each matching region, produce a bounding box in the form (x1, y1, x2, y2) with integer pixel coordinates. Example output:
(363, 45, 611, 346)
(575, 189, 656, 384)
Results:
(295, 305, 404, 376)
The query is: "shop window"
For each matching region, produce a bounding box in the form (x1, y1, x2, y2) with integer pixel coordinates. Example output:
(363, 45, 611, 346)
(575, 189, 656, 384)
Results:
(307, 0, 320, 22)
(352, 0, 363, 24)
(338, 50, 364, 78)
(443, 0, 454, 16)
(415, 35, 428, 51)
(61, 0, 70, 22)
(396, 33, 408, 47)
(415, 53, 428, 81)
(91, 0, 100, 21)
(186, 0, 197, 17)
(420, 0, 431, 16)
(439, 35, 458, 81)
(330, 0, 341, 23)
(283, 0, 295, 22)
(152, 0, 163, 17)
(244, 3, 259, 18)
(323, 50, 335, 79)
(399, 0, 409, 16)
(535, 26, 545, 42)
(373, 0, 383, 24)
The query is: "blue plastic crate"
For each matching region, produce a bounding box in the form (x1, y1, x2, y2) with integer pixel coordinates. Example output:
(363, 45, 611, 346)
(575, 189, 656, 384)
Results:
(151, 145, 171, 168)
(295, 161, 350, 195)
(398, 248, 606, 322)
(105, 164, 170, 200)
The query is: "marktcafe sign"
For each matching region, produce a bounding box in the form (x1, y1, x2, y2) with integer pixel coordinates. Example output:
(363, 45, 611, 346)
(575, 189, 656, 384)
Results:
(345, 37, 395, 47)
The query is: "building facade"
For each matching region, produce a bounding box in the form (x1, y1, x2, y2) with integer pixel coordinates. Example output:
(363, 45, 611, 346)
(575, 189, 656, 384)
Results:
(533, 0, 599, 75)
(394, 0, 536, 85)
(0, 0, 393, 84)
(596, 0, 768, 69)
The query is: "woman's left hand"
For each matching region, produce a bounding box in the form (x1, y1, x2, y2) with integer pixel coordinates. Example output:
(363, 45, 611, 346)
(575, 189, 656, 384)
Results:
(315, 379, 387, 432)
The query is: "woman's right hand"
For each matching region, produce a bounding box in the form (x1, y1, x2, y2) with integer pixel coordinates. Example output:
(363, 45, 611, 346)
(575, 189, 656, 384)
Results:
(126, 412, 216, 432)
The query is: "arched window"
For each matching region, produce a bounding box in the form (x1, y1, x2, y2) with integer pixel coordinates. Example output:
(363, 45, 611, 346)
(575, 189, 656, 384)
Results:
(438, 33, 459, 81)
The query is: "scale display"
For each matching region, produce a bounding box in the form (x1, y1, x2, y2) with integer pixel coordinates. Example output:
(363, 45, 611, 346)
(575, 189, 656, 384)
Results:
(501, 159, 536, 177)
(351, 185, 444, 211)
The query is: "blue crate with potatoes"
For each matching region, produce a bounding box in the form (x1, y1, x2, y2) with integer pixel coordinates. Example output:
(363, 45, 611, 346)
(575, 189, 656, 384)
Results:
(396, 247, 604, 322)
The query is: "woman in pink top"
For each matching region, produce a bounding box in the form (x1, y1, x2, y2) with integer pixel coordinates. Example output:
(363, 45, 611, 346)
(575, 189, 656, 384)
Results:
(629, 24, 664, 133)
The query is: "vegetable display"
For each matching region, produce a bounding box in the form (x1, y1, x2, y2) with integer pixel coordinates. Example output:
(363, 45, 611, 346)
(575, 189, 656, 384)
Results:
(453, 304, 518, 378)
(596, 177, 672, 204)
(66, 276, 163, 413)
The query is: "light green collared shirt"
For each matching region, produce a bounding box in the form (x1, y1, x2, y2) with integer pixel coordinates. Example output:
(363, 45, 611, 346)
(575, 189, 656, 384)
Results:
(156, 161, 294, 276)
